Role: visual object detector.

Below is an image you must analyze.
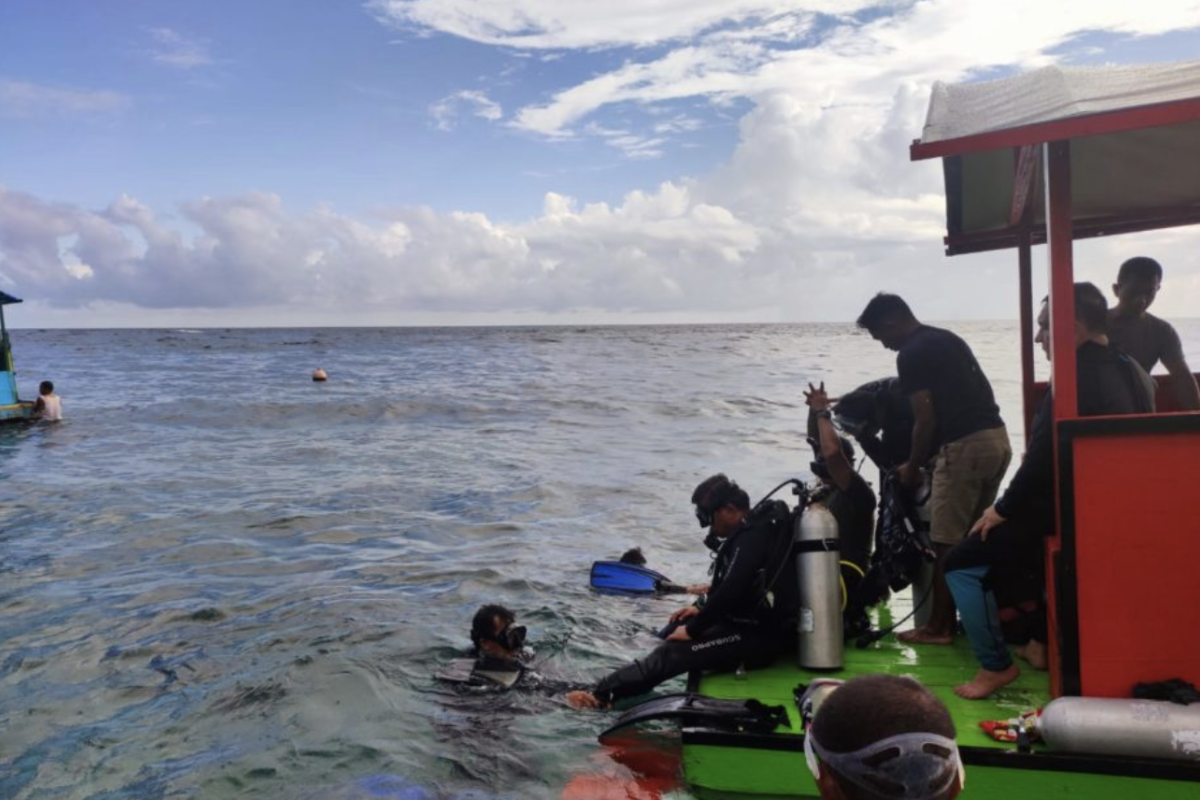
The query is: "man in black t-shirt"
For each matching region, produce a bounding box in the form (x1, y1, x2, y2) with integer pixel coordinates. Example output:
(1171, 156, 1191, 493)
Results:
(856, 294, 1012, 646)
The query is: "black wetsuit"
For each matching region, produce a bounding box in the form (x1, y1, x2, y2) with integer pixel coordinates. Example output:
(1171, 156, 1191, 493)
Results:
(592, 501, 799, 704)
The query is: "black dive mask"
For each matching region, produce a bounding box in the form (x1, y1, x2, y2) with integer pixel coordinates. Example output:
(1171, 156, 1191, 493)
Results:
(490, 622, 527, 652)
(695, 505, 714, 528)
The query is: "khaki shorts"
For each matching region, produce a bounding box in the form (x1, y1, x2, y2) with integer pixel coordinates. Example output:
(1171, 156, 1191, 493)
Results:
(930, 426, 1013, 545)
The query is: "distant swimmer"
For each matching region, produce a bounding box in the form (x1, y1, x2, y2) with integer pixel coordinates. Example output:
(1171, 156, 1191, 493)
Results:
(33, 380, 62, 421)
(312, 368, 328, 382)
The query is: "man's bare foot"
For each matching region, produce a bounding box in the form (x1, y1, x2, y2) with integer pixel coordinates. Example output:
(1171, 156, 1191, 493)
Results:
(897, 626, 954, 645)
(566, 690, 604, 709)
(1014, 640, 1048, 670)
(954, 664, 1020, 699)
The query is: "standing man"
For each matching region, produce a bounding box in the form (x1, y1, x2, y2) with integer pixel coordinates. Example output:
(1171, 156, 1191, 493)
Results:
(566, 474, 798, 709)
(1108, 256, 1200, 411)
(856, 294, 1011, 645)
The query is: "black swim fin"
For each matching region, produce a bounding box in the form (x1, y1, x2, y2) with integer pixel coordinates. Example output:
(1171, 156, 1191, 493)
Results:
(598, 692, 790, 741)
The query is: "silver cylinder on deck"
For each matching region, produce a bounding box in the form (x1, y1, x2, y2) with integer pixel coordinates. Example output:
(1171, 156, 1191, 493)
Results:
(796, 504, 843, 670)
(1039, 697, 1200, 761)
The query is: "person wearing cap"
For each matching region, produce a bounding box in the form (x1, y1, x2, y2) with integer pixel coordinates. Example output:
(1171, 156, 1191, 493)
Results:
(805, 674, 963, 800)
(566, 474, 799, 709)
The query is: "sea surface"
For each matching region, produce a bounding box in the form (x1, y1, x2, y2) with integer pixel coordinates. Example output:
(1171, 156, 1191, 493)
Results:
(2, 321, 1198, 800)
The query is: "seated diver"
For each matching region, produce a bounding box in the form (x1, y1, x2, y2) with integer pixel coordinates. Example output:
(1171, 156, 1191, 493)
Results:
(944, 284, 1155, 700)
(435, 604, 529, 689)
(566, 474, 799, 709)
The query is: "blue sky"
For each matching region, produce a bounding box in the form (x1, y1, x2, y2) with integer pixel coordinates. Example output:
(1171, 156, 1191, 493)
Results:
(1, 1, 1199, 327)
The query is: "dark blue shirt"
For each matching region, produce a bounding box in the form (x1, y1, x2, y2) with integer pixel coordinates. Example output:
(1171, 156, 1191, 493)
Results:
(897, 325, 1004, 447)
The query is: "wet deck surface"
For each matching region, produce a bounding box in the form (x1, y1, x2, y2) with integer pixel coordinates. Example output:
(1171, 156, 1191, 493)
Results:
(698, 614, 1051, 750)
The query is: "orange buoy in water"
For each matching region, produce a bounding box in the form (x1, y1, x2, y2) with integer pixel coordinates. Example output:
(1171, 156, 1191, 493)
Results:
(312, 368, 328, 382)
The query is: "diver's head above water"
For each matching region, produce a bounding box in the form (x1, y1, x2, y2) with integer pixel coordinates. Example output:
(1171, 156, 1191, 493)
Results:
(691, 474, 750, 545)
(470, 604, 528, 660)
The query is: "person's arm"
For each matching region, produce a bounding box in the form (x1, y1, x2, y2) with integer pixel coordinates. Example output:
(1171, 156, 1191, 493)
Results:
(1163, 355, 1200, 411)
(899, 390, 935, 488)
(1155, 322, 1199, 411)
(804, 382, 854, 491)
(994, 393, 1053, 521)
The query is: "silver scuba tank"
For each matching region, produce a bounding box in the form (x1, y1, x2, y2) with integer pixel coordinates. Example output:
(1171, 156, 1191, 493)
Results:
(796, 503, 844, 670)
(1038, 697, 1200, 761)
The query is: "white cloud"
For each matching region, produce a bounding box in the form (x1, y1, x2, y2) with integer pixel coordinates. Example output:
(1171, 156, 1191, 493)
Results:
(145, 27, 214, 69)
(367, 1, 876, 50)
(430, 89, 503, 130)
(0, 78, 130, 118)
(6, 2, 1200, 325)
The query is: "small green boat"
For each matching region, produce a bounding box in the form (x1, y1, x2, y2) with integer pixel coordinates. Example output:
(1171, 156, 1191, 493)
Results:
(0, 290, 34, 423)
(674, 59, 1200, 798)
(683, 618, 1197, 798)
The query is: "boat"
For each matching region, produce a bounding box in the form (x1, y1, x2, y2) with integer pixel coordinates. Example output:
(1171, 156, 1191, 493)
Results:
(0, 291, 34, 423)
(663, 60, 1200, 798)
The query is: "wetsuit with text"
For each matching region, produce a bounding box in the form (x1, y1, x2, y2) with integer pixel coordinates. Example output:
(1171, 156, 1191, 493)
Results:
(592, 501, 799, 704)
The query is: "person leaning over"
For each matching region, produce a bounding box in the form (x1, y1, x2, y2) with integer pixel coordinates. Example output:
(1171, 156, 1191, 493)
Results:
(566, 474, 799, 709)
(944, 284, 1154, 700)
(1107, 256, 1200, 411)
(805, 674, 963, 800)
(856, 294, 1012, 646)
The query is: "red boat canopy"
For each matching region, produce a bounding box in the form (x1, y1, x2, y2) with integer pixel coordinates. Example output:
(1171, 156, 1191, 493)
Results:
(911, 60, 1200, 255)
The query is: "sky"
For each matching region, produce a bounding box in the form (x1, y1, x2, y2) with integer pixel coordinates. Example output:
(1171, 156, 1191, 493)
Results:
(1, 1, 1199, 328)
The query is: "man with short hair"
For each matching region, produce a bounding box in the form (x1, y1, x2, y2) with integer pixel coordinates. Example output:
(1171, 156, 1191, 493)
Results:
(1108, 256, 1199, 410)
(856, 294, 1012, 645)
(805, 674, 963, 800)
(945, 283, 1155, 699)
(566, 474, 798, 709)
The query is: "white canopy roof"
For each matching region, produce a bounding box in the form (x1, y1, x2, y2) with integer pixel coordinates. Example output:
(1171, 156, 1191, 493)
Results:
(911, 60, 1200, 255)
(921, 60, 1200, 145)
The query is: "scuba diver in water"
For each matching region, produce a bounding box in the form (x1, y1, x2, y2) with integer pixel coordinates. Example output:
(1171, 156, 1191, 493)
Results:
(566, 474, 799, 710)
(435, 604, 532, 689)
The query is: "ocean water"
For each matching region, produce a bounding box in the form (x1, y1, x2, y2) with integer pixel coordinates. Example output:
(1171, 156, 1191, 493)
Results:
(1, 321, 1196, 800)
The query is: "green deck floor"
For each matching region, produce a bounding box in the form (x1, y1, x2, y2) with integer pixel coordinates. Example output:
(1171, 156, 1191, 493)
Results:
(697, 627, 1050, 750)
(682, 610, 1198, 799)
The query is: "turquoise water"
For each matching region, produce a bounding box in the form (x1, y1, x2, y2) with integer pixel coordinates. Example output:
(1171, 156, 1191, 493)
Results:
(1, 321, 1194, 799)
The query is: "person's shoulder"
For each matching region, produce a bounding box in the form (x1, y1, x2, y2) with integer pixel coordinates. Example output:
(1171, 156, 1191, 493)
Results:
(1144, 312, 1180, 336)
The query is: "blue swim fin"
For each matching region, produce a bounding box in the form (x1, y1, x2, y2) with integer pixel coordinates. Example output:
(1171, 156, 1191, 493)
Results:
(589, 561, 682, 595)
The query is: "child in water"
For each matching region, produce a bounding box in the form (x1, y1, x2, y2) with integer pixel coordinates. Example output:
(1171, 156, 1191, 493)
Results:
(33, 381, 62, 421)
